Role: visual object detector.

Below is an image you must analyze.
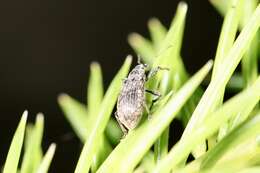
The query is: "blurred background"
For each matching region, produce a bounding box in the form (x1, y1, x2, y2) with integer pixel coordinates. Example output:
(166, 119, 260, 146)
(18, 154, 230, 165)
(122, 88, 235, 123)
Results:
(0, 0, 222, 172)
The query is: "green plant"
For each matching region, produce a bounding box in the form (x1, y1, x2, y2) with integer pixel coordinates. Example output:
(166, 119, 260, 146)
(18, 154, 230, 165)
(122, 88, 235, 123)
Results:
(2, 0, 260, 172)
(2, 112, 56, 173)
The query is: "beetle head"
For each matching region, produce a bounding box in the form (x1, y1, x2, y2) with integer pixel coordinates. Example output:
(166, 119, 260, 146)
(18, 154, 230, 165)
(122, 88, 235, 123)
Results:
(128, 63, 147, 81)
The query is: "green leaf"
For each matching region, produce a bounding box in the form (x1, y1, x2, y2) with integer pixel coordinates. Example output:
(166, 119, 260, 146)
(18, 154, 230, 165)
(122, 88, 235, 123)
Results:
(134, 151, 155, 173)
(87, 62, 103, 118)
(58, 87, 113, 172)
(152, 76, 260, 173)
(3, 111, 28, 173)
(176, 113, 260, 173)
(151, 92, 173, 163)
(59, 61, 127, 172)
(242, 34, 258, 87)
(128, 33, 156, 65)
(148, 2, 188, 162)
(105, 119, 123, 145)
(210, 0, 230, 16)
(148, 18, 167, 52)
(97, 60, 212, 173)
(226, 73, 244, 91)
(36, 143, 56, 173)
(148, 2, 201, 129)
(211, 0, 259, 89)
(150, 91, 173, 114)
(212, 0, 243, 81)
(74, 56, 132, 173)
(241, 0, 258, 87)
(198, 166, 260, 173)
(210, 0, 244, 147)
(90, 135, 112, 172)
(202, 140, 260, 172)
(153, 2, 187, 70)
(211, 0, 259, 90)
(58, 94, 88, 141)
(87, 62, 111, 172)
(238, 167, 260, 173)
(20, 113, 44, 173)
(181, 2, 260, 151)
(201, 113, 260, 169)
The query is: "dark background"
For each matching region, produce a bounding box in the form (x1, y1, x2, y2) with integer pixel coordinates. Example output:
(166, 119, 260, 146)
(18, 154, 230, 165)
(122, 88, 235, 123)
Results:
(0, 0, 222, 172)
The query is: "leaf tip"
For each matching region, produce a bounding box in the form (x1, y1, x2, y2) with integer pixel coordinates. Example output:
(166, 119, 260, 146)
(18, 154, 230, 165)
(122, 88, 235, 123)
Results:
(125, 54, 133, 64)
(90, 61, 101, 70)
(36, 112, 44, 123)
(22, 110, 28, 122)
(178, 1, 188, 12)
(206, 59, 214, 70)
(57, 93, 69, 104)
(128, 32, 142, 45)
(148, 17, 160, 28)
(49, 143, 57, 151)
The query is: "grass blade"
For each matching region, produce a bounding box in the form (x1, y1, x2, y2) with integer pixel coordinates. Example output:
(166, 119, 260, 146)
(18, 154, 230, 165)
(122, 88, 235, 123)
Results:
(3, 111, 28, 173)
(238, 167, 260, 173)
(58, 94, 88, 141)
(105, 119, 122, 145)
(241, 34, 258, 87)
(87, 62, 103, 117)
(20, 125, 34, 173)
(150, 2, 188, 162)
(97, 60, 212, 173)
(201, 113, 260, 169)
(149, 2, 203, 129)
(176, 112, 260, 173)
(59, 94, 120, 142)
(87, 62, 110, 172)
(148, 18, 167, 52)
(153, 2, 187, 69)
(212, 0, 243, 80)
(152, 76, 260, 173)
(211, 0, 259, 89)
(59, 86, 114, 172)
(210, 0, 230, 16)
(205, 139, 260, 172)
(74, 56, 132, 173)
(20, 113, 44, 173)
(241, 0, 258, 87)
(134, 151, 155, 173)
(36, 143, 56, 173)
(210, 0, 244, 146)
(181, 2, 260, 145)
(128, 33, 156, 65)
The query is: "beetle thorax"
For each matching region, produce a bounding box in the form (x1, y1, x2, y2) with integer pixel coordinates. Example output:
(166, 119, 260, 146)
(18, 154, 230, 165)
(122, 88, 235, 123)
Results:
(128, 64, 146, 81)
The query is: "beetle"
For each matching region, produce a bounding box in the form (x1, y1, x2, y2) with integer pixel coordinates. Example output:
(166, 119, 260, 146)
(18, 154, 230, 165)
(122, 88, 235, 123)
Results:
(115, 58, 168, 136)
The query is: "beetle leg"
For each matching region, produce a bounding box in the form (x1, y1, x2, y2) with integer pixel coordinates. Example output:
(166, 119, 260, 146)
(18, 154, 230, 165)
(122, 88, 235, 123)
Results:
(115, 112, 128, 138)
(145, 89, 160, 97)
(147, 66, 169, 81)
(145, 89, 161, 110)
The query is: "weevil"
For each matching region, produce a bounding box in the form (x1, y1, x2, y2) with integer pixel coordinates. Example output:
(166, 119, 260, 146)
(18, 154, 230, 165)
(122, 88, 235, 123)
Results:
(115, 59, 168, 136)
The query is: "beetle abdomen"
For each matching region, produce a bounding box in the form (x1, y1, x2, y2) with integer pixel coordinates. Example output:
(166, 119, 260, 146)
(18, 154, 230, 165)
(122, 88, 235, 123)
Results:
(117, 80, 145, 130)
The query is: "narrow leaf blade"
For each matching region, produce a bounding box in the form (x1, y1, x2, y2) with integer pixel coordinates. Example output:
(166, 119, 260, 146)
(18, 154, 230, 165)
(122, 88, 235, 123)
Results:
(3, 111, 28, 173)
(74, 56, 132, 173)
(36, 143, 56, 173)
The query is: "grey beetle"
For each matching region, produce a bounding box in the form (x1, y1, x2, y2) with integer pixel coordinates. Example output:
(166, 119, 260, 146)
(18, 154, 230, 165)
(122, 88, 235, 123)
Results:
(115, 58, 168, 136)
